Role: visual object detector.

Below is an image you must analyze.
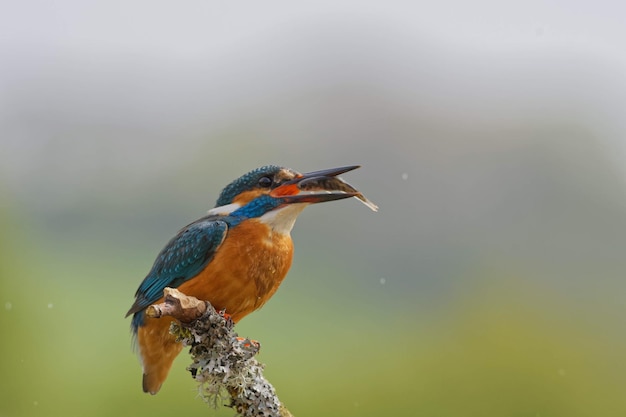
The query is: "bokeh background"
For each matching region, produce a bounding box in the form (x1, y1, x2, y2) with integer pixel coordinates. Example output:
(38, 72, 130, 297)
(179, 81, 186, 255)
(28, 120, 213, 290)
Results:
(2, 1, 626, 416)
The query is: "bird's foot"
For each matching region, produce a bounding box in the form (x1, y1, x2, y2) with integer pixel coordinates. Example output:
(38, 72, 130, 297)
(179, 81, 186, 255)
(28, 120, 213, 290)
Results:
(219, 310, 235, 324)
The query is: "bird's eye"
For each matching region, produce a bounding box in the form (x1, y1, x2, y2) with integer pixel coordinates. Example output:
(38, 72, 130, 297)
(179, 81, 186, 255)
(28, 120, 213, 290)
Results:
(258, 176, 272, 188)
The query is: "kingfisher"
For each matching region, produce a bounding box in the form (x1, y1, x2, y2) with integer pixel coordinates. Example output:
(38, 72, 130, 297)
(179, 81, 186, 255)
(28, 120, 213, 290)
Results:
(126, 165, 377, 394)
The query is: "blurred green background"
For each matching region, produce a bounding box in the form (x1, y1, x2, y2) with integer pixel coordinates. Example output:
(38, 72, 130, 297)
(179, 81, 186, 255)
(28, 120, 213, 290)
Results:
(2, 1, 626, 416)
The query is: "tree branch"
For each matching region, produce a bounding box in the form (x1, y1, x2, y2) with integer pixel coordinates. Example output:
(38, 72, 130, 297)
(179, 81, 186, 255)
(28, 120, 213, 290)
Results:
(147, 287, 294, 417)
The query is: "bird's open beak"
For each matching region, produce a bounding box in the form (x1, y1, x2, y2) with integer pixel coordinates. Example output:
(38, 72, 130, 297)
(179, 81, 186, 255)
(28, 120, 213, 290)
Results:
(269, 165, 361, 204)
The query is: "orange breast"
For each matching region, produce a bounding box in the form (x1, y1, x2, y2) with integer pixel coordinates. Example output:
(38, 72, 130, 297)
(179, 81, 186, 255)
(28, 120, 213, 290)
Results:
(176, 218, 294, 322)
(138, 219, 294, 394)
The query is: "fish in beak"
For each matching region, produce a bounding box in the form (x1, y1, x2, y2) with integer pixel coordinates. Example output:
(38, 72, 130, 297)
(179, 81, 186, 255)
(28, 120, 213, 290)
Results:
(270, 165, 378, 211)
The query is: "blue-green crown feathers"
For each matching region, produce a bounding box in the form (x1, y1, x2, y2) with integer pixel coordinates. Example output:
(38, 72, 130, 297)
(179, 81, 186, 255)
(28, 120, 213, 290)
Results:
(215, 165, 283, 207)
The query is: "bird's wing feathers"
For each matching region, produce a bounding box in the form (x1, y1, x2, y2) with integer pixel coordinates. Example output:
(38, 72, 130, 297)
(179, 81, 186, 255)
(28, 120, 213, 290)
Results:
(126, 217, 228, 320)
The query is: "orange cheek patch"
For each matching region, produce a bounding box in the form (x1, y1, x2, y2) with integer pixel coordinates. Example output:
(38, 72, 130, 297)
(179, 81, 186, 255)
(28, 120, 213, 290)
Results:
(232, 189, 266, 205)
(270, 183, 300, 197)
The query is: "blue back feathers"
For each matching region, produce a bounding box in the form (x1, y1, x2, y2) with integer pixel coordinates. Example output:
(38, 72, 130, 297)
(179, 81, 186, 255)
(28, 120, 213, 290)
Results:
(127, 218, 228, 331)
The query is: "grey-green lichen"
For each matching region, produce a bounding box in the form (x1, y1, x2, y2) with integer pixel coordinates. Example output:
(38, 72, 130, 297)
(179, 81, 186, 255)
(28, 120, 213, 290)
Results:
(172, 304, 292, 417)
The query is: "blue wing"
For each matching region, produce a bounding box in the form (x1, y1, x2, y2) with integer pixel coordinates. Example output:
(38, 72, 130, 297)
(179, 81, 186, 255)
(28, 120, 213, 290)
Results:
(126, 216, 228, 331)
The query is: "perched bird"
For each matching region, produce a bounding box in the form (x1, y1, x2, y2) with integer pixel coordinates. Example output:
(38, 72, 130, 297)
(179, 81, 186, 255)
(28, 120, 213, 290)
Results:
(126, 165, 377, 394)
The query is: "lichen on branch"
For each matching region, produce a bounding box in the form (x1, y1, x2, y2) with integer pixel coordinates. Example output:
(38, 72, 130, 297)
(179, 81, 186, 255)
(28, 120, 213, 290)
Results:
(147, 288, 293, 417)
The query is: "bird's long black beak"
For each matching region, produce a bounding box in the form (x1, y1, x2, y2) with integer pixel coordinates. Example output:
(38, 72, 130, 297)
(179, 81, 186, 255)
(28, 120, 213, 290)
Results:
(296, 165, 361, 179)
(270, 165, 361, 204)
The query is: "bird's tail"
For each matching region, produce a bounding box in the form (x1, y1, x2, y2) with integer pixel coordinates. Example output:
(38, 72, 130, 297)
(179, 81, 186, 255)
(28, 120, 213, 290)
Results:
(137, 316, 183, 394)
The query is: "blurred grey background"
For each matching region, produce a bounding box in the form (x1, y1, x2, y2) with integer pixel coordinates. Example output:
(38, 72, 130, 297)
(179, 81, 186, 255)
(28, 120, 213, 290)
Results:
(2, 1, 626, 416)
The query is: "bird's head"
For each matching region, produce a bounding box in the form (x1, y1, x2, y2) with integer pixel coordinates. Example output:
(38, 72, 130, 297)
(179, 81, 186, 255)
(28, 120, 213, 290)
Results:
(208, 165, 376, 232)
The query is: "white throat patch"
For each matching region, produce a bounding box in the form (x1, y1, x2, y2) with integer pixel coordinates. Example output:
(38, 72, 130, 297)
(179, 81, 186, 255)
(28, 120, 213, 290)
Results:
(258, 204, 307, 235)
(207, 203, 241, 216)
